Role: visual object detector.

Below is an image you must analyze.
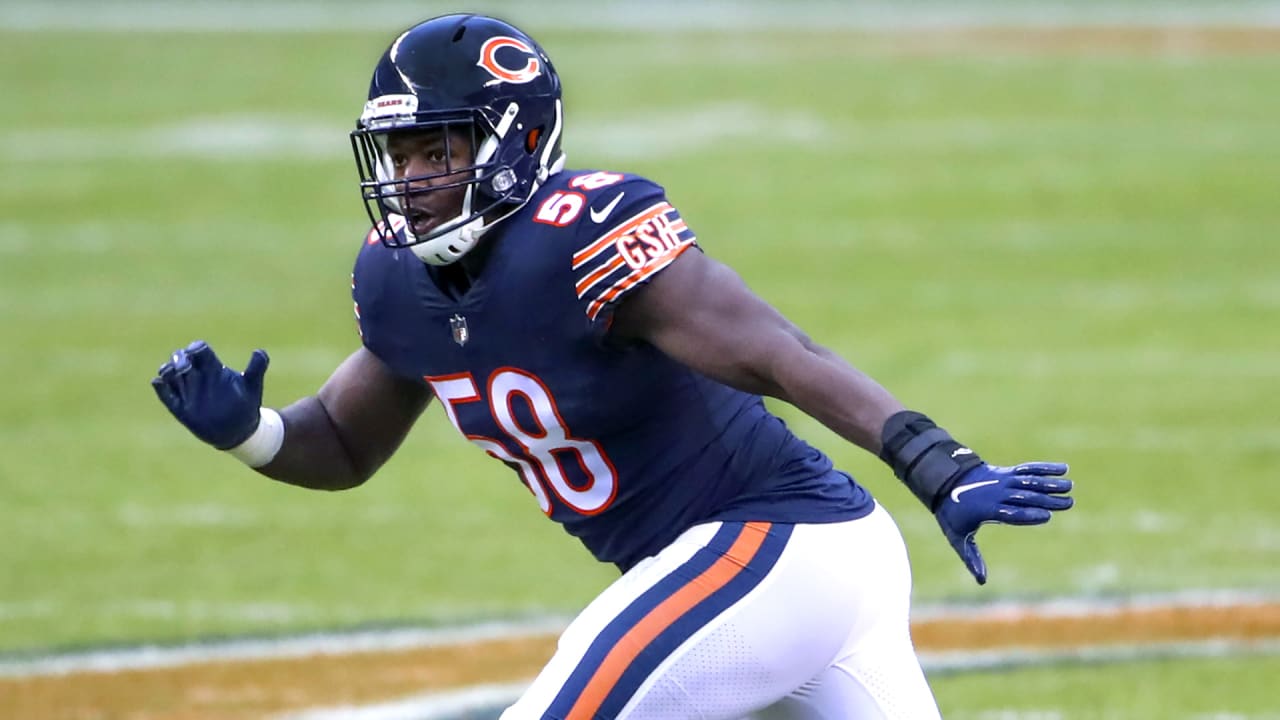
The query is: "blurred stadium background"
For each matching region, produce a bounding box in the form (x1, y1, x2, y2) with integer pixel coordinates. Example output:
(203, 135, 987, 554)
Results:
(2, 1, 1278, 717)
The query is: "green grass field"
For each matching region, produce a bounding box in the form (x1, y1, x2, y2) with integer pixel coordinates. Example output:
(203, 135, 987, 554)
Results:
(931, 653, 1280, 718)
(2, 2, 1278, 716)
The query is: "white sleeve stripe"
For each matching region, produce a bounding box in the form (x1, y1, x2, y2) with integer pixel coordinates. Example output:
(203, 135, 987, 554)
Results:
(585, 241, 694, 320)
(571, 202, 674, 270)
(575, 254, 627, 298)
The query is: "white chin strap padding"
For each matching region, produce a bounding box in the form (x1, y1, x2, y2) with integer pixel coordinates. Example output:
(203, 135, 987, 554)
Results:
(410, 216, 485, 265)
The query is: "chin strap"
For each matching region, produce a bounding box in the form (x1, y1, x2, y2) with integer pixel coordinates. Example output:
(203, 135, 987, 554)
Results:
(410, 151, 567, 265)
(405, 100, 567, 266)
(409, 215, 484, 265)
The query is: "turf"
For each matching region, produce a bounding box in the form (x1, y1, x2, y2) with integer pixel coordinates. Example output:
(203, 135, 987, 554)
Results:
(932, 652, 1280, 718)
(1, 16, 1277, 678)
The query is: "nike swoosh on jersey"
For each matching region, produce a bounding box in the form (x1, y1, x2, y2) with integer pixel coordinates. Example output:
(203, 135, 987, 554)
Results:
(589, 192, 625, 224)
(950, 479, 999, 503)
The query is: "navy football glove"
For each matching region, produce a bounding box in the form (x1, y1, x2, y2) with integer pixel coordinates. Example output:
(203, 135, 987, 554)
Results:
(151, 340, 270, 450)
(934, 462, 1073, 585)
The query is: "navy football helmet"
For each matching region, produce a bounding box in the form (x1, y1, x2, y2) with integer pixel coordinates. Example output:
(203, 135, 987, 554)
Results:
(351, 14, 565, 265)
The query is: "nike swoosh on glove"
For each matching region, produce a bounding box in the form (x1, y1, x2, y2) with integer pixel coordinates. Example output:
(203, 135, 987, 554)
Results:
(934, 462, 1074, 585)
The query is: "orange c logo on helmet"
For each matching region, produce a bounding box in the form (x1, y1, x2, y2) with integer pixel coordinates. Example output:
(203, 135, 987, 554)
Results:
(477, 36, 542, 84)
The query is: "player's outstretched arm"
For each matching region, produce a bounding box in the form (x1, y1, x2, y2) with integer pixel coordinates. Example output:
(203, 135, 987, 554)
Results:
(612, 250, 903, 451)
(612, 250, 1073, 584)
(152, 342, 430, 490)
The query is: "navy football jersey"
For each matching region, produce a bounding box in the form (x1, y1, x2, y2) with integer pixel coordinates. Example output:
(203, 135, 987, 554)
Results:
(352, 169, 874, 570)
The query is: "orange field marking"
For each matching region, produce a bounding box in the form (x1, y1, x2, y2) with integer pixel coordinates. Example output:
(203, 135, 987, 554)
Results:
(3, 600, 1278, 720)
(912, 600, 1280, 651)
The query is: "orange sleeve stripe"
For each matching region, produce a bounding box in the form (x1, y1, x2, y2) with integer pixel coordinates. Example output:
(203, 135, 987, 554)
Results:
(571, 202, 674, 269)
(564, 522, 773, 720)
(575, 254, 627, 297)
(585, 242, 693, 320)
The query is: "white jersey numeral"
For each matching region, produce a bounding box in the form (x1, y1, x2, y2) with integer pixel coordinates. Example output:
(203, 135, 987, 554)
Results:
(532, 191, 585, 227)
(426, 370, 616, 515)
(569, 171, 624, 191)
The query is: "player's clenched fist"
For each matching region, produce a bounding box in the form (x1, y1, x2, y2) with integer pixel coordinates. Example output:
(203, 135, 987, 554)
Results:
(151, 340, 270, 450)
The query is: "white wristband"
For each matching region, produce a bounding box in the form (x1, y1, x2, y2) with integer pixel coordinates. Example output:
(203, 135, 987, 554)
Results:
(225, 408, 285, 468)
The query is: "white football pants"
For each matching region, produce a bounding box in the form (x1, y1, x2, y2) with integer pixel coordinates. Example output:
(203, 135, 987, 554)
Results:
(501, 503, 941, 719)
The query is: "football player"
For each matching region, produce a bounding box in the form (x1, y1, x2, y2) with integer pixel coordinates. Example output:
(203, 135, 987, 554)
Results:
(152, 13, 1074, 719)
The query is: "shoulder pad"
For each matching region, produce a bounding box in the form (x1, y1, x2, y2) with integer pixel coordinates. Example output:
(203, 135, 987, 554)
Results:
(557, 172, 697, 322)
(526, 170, 668, 232)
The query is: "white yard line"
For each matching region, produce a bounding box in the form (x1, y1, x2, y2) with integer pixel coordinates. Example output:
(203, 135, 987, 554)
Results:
(273, 638, 1280, 720)
(277, 682, 533, 720)
(4, 1, 1280, 33)
(909, 588, 1280, 622)
(1, 118, 343, 163)
(920, 636, 1280, 675)
(1, 105, 831, 164)
(1, 590, 1274, 679)
(0, 617, 570, 678)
